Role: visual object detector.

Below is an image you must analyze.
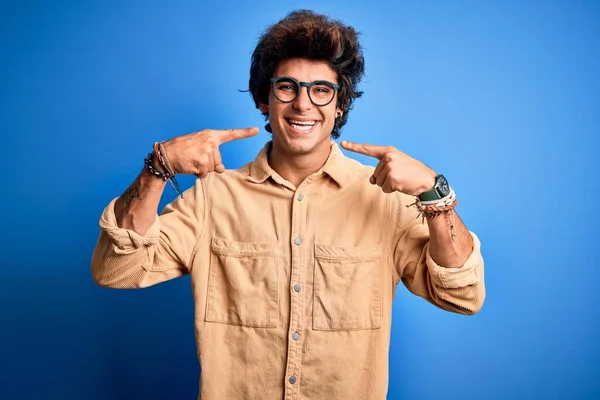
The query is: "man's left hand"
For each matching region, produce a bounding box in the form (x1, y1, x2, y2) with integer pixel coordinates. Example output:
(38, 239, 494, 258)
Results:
(340, 140, 437, 196)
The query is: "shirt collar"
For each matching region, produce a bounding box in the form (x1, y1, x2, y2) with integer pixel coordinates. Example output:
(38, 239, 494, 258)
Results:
(246, 140, 349, 188)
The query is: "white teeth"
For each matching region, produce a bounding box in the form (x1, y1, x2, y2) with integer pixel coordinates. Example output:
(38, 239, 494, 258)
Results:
(288, 119, 316, 126)
(291, 124, 313, 132)
(286, 119, 317, 133)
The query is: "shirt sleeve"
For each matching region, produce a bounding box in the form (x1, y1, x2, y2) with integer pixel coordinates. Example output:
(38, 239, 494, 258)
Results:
(389, 192, 485, 315)
(90, 180, 205, 289)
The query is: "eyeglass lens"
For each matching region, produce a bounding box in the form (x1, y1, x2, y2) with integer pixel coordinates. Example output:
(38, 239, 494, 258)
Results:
(273, 78, 335, 106)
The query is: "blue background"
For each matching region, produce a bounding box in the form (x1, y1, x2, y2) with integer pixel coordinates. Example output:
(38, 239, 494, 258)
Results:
(1, 0, 598, 399)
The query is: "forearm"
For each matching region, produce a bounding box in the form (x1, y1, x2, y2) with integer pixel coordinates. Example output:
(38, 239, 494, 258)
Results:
(426, 211, 473, 268)
(92, 166, 194, 289)
(115, 161, 167, 236)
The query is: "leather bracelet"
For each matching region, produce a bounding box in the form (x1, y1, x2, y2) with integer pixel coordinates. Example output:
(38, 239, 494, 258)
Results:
(407, 188, 458, 242)
(144, 153, 170, 179)
(144, 151, 184, 198)
(157, 142, 176, 177)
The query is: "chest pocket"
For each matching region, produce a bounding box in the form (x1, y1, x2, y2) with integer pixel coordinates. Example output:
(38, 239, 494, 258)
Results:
(313, 243, 382, 331)
(205, 237, 280, 328)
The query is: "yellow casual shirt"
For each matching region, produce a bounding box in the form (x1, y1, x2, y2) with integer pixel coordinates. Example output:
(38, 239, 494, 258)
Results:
(91, 140, 485, 400)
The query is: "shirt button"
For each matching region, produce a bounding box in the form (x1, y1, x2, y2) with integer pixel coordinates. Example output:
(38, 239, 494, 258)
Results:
(294, 284, 302, 292)
(297, 193, 304, 201)
(289, 376, 297, 384)
(294, 237, 302, 246)
(292, 332, 300, 341)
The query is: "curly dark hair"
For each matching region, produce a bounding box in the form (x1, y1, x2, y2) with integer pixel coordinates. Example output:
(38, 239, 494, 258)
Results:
(248, 10, 365, 139)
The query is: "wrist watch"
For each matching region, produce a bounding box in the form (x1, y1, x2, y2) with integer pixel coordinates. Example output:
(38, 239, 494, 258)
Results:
(418, 174, 450, 201)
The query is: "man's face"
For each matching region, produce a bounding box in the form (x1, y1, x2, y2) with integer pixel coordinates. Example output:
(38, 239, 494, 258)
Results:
(260, 58, 342, 157)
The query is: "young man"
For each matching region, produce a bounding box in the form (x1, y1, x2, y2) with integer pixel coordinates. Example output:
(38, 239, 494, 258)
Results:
(92, 10, 485, 400)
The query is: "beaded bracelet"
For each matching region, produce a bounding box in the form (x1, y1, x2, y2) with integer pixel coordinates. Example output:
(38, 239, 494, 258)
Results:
(144, 151, 184, 198)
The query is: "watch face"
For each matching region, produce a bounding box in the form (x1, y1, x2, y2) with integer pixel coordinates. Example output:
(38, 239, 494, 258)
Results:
(437, 175, 450, 196)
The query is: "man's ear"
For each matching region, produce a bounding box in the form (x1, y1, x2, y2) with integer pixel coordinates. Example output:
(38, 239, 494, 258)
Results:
(336, 100, 346, 117)
(259, 103, 268, 113)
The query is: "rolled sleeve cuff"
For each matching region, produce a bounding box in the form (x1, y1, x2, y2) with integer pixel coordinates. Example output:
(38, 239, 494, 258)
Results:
(426, 232, 483, 289)
(99, 197, 160, 250)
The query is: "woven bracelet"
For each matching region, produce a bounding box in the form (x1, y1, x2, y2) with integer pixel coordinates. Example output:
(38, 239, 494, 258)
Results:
(144, 152, 170, 179)
(143, 151, 184, 198)
(407, 189, 459, 242)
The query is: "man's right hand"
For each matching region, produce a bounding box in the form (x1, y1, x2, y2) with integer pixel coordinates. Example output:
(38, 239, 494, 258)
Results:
(161, 127, 259, 179)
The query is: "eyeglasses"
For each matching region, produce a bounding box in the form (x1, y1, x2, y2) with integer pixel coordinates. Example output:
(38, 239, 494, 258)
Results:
(270, 76, 340, 107)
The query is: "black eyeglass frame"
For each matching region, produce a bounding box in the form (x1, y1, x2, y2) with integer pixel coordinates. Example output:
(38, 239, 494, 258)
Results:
(269, 76, 341, 107)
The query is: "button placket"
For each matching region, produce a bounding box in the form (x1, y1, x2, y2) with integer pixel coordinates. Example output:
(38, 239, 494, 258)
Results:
(285, 187, 308, 398)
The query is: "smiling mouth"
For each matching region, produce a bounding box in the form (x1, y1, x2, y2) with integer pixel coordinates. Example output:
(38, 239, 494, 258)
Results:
(285, 118, 319, 133)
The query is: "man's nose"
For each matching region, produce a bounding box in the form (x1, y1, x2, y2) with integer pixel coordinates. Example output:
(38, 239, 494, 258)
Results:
(293, 86, 312, 111)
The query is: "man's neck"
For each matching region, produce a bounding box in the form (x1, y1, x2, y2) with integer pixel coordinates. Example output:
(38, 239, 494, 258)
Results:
(268, 141, 332, 187)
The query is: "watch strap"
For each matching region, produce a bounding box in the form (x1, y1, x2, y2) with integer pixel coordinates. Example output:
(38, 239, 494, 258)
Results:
(418, 174, 448, 201)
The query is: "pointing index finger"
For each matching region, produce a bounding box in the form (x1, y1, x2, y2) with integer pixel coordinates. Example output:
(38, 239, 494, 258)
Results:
(340, 140, 387, 160)
(214, 127, 260, 144)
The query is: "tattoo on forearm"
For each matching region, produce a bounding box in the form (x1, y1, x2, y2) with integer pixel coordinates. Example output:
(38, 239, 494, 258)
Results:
(120, 185, 142, 204)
